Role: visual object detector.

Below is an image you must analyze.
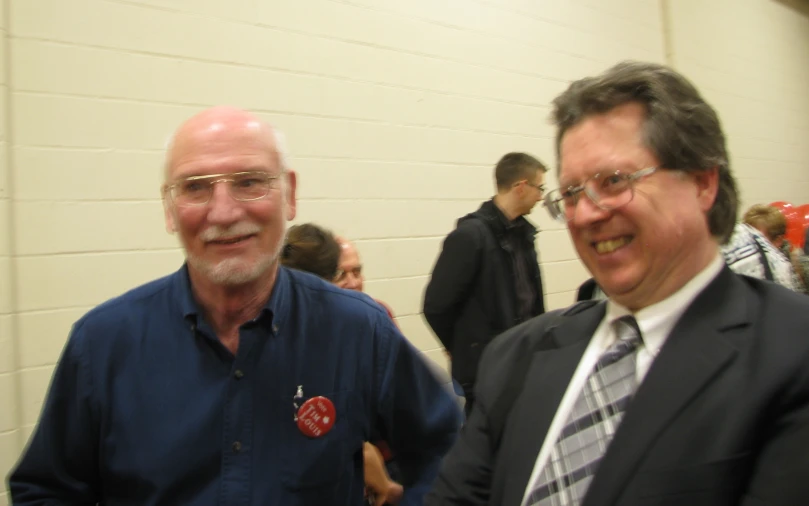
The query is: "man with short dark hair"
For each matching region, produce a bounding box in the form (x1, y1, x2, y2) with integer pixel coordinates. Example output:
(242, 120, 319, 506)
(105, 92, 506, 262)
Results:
(423, 152, 547, 416)
(428, 61, 809, 505)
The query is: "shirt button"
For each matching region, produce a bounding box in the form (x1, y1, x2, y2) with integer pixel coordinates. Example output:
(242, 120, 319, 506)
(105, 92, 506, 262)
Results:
(232, 441, 242, 453)
(272, 325, 279, 333)
(234, 369, 244, 380)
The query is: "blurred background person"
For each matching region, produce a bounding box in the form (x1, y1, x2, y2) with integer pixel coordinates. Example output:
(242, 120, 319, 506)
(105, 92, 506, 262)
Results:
(743, 204, 809, 293)
(280, 223, 342, 281)
(423, 152, 548, 417)
(281, 222, 403, 506)
(721, 217, 801, 292)
(334, 235, 398, 324)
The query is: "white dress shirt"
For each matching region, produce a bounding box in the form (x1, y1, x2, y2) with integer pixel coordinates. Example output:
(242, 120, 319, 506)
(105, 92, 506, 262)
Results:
(521, 252, 725, 504)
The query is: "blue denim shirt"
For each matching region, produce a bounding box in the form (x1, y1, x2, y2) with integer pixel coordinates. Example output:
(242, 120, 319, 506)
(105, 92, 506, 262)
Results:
(9, 265, 461, 505)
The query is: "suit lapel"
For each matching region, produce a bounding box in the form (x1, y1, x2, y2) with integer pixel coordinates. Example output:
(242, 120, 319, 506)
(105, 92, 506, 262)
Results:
(502, 304, 606, 505)
(582, 268, 752, 506)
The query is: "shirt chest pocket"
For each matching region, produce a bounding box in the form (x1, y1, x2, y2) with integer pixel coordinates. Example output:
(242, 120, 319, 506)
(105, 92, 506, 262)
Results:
(277, 390, 362, 490)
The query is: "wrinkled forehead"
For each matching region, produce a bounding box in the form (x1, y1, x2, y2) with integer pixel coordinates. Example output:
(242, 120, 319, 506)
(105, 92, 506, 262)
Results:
(166, 119, 280, 180)
(338, 243, 361, 267)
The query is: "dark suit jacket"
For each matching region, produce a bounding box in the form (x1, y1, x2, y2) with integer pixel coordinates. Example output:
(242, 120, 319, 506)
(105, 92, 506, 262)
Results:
(576, 277, 600, 301)
(423, 199, 545, 388)
(426, 266, 809, 506)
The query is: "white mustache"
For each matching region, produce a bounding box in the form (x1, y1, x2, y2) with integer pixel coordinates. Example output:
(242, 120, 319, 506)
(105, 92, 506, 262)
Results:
(200, 223, 262, 242)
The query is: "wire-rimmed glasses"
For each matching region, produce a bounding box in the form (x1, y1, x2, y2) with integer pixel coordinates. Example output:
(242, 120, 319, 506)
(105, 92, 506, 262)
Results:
(522, 180, 546, 194)
(543, 167, 658, 222)
(163, 171, 281, 207)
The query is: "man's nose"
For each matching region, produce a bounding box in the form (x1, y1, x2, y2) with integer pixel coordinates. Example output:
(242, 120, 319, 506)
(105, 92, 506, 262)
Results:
(570, 194, 611, 227)
(206, 183, 245, 224)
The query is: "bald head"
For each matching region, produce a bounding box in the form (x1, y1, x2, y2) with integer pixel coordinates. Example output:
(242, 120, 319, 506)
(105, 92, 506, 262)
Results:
(160, 106, 298, 288)
(335, 235, 352, 250)
(164, 106, 288, 181)
(335, 236, 364, 292)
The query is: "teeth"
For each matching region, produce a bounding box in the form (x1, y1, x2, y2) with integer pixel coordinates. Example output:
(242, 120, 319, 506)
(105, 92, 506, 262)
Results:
(595, 237, 630, 254)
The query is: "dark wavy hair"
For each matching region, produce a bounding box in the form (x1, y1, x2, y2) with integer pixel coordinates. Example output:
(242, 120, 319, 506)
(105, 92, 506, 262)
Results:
(551, 60, 739, 243)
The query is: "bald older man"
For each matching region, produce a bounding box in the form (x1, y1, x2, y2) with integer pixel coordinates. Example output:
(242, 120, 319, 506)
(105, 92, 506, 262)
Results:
(334, 236, 399, 320)
(334, 236, 364, 291)
(8, 107, 461, 506)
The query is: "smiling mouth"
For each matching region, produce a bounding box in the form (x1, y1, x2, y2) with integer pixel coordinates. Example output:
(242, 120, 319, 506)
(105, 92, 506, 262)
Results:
(209, 235, 254, 245)
(594, 236, 632, 254)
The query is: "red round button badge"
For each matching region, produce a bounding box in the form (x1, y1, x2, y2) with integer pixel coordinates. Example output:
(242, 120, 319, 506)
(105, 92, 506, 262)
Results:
(296, 396, 336, 438)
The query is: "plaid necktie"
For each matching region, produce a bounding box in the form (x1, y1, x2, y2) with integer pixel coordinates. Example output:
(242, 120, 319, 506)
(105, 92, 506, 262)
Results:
(524, 316, 643, 506)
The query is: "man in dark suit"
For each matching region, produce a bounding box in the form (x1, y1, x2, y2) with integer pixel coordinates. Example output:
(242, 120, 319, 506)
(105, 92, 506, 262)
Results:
(426, 61, 809, 506)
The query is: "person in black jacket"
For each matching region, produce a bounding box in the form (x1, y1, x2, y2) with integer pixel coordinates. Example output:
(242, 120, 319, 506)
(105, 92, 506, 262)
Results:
(423, 152, 547, 416)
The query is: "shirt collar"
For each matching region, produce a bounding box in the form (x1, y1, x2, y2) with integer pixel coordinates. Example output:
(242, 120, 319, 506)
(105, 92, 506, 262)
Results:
(175, 263, 199, 319)
(173, 263, 291, 329)
(492, 201, 517, 229)
(489, 198, 528, 233)
(604, 251, 725, 355)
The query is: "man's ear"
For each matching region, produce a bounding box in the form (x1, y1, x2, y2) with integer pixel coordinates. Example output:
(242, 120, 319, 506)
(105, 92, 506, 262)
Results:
(693, 167, 720, 213)
(510, 180, 524, 198)
(162, 192, 177, 234)
(284, 170, 298, 221)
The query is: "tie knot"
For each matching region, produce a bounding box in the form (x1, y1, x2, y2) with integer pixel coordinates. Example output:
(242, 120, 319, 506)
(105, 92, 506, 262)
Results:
(612, 315, 643, 348)
(591, 316, 644, 372)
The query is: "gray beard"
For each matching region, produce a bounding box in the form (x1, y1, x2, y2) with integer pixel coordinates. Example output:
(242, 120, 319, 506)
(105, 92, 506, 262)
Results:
(186, 225, 286, 286)
(184, 192, 289, 286)
(187, 251, 277, 286)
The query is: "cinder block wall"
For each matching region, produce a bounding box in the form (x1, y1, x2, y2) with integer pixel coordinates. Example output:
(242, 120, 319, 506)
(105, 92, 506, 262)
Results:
(1, 1, 808, 502)
(665, 0, 809, 209)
